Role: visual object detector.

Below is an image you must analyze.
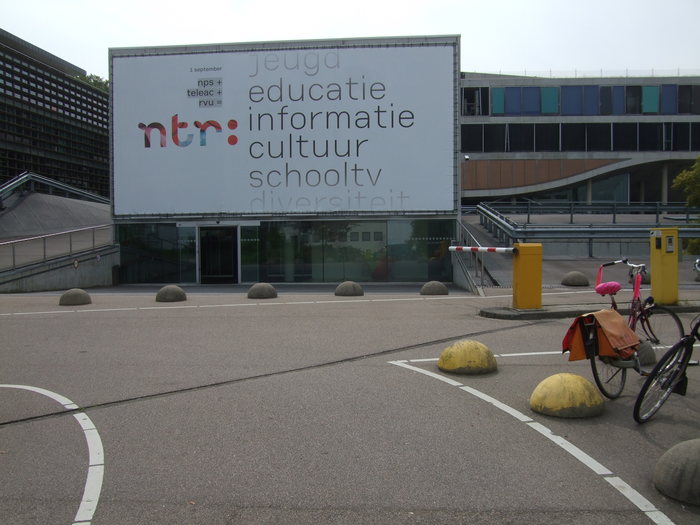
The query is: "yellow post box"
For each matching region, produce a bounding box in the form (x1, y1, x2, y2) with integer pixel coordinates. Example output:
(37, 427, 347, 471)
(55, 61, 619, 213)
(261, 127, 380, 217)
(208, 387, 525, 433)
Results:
(512, 243, 542, 309)
(649, 228, 678, 305)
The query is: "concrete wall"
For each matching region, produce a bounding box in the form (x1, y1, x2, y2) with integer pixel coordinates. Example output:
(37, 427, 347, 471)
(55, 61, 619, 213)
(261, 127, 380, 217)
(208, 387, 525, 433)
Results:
(0, 245, 120, 293)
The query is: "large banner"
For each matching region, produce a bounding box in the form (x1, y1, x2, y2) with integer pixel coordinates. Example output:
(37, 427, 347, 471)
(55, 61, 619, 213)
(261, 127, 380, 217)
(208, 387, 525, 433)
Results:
(112, 39, 457, 216)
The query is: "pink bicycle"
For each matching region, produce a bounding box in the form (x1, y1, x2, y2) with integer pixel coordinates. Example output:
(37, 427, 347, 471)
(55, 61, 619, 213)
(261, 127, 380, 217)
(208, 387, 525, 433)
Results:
(588, 258, 683, 398)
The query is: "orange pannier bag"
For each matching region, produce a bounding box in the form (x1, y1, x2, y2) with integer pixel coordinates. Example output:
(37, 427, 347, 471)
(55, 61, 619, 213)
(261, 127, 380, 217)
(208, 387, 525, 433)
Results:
(562, 308, 640, 361)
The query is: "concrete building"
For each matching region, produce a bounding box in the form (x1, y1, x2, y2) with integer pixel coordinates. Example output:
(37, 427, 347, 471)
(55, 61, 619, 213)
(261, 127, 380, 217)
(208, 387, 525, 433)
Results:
(459, 73, 700, 204)
(0, 28, 109, 196)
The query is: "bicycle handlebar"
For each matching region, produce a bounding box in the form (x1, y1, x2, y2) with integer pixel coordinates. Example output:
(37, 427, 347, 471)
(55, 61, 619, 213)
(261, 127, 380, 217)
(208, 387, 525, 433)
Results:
(601, 258, 645, 270)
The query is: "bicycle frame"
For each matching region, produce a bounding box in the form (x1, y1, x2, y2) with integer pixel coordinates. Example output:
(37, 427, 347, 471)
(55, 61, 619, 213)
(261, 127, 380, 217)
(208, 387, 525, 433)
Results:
(595, 258, 646, 329)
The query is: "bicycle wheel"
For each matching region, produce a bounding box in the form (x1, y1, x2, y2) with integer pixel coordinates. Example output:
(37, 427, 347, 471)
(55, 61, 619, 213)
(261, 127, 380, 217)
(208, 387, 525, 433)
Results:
(633, 339, 693, 423)
(635, 305, 684, 353)
(590, 355, 627, 399)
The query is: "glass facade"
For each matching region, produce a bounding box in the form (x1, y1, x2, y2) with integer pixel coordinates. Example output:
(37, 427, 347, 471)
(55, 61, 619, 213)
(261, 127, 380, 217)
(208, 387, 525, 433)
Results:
(461, 81, 700, 154)
(462, 121, 700, 153)
(117, 219, 454, 284)
(463, 83, 700, 117)
(0, 31, 109, 196)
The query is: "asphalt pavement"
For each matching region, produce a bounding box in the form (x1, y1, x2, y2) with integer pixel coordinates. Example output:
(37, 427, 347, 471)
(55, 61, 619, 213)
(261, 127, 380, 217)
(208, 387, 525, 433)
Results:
(1, 279, 699, 524)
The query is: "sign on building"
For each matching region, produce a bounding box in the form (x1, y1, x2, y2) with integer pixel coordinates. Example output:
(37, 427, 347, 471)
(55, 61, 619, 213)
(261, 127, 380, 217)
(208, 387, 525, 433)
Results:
(111, 36, 459, 216)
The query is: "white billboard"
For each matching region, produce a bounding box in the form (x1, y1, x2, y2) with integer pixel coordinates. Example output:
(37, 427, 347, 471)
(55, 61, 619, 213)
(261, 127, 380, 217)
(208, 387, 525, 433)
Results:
(111, 37, 458, 216)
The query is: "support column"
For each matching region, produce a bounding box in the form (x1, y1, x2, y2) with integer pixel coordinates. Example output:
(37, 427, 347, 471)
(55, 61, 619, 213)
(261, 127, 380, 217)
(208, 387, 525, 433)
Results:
(661, 165, 668, 205)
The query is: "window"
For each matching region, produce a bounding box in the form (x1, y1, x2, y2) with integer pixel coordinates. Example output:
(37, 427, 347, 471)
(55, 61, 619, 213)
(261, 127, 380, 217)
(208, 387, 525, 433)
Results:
(522, 87, 540, 115)
(562, 123, 585, 151)
(535, 124, 559, 151)
(672, 122, 690, 151)
(504, 87, 521, 115)
(508, 123, 534, 152)
(461, 124, 483, 152)
(483, 124, 506, 152)
(540, 87, 559, 114)
(625, 86, 642, 114)
(613, 123, 637, 151)
(491, 87, 505, 115)
(586, 123, 611, 151)
(461, 87, 489, 116)
(600, 86, 613, 115)
(692, 123, 700, 150)
(639, 123, 662, 150)
(642, 86, 660, 113)
(660, 84, 677, 114)
(583, 86, 599, 115)
(561, 86, 583, 115)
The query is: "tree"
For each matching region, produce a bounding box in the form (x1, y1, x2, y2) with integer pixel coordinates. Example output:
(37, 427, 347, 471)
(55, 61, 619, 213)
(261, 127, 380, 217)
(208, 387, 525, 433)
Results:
(672, 156, 700, 254)
(672, 157, 700, 207)
(75, 74, 109, 93)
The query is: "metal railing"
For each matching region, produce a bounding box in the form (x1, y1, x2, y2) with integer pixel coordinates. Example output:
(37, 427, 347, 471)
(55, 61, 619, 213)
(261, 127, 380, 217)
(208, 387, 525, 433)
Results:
(476, 201, 699, 226)
(477, 203, 700, 246)
(0, 225, 114, 271)
(0, 171, 110, 206)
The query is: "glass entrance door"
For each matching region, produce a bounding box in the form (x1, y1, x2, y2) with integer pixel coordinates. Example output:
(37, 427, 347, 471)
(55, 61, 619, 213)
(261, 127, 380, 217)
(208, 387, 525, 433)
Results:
(200, 227, 238, 284)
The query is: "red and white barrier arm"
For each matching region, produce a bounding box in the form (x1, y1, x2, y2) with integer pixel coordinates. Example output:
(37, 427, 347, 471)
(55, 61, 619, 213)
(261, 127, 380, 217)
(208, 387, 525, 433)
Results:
(448, 246, 517, 254)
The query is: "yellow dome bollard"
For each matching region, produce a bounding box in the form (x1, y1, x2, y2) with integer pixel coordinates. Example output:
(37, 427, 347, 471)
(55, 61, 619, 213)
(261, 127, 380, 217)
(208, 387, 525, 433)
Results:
(437, 340, 497, 374)
(530, 373, 605, 418)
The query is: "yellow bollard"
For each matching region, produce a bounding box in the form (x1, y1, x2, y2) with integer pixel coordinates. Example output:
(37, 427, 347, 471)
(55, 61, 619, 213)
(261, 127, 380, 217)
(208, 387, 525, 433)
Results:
(512, 243, 542, 309)
(650, 228, 678, 305)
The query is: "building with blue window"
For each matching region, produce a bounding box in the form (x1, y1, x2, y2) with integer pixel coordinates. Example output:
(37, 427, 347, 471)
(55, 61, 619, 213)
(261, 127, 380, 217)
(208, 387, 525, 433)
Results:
(459, 73, 700, 204)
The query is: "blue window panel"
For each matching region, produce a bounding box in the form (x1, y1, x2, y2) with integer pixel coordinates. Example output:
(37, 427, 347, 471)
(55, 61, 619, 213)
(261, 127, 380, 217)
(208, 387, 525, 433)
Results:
(612, 86, 625, 115)
(660, 84, 677, 114)
(492, 87, 505, 114)
(522, 87, 541, 115)
(583, 85, 599, 115)
(561, 86, 583, 115)
(505, 87, 521, 115)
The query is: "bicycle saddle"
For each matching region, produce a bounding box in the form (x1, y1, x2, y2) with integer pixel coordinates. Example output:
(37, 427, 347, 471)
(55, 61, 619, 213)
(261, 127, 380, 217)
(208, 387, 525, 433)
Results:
(595, 281, 622, 296)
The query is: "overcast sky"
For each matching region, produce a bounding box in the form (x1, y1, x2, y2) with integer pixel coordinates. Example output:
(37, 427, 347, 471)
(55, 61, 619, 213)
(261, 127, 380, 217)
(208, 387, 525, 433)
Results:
(2, 0, 698, 79)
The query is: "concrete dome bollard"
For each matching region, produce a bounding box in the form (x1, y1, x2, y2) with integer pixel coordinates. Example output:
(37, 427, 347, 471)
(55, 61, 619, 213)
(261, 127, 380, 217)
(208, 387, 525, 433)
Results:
(653, 438, 700, 506)
(335, 281, 364, 297)
(438, 340, 497, 374)
(529, 373, 604, 418)
(561, 271, 589, 287)
(156, 284, 187, 302)
(420, 281, 449, 295)
(59, 288, 92, 306)
(247, 282, 277, 299)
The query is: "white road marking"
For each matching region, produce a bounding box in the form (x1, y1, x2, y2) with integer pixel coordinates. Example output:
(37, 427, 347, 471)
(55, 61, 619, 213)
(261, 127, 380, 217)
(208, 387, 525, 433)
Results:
(0, 288, 609, 317)
(388, 361, 675, 525)
(0, 384, 104, 525)
(407, 352, 561, 363)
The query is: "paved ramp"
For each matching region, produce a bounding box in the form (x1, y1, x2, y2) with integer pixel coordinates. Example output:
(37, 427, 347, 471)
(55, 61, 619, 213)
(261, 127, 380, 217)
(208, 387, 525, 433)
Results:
(0, 192, 111, 241)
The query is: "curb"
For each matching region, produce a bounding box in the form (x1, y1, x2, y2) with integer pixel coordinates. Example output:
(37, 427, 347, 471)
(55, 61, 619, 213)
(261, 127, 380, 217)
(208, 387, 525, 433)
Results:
(480, 302, 700, 321)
